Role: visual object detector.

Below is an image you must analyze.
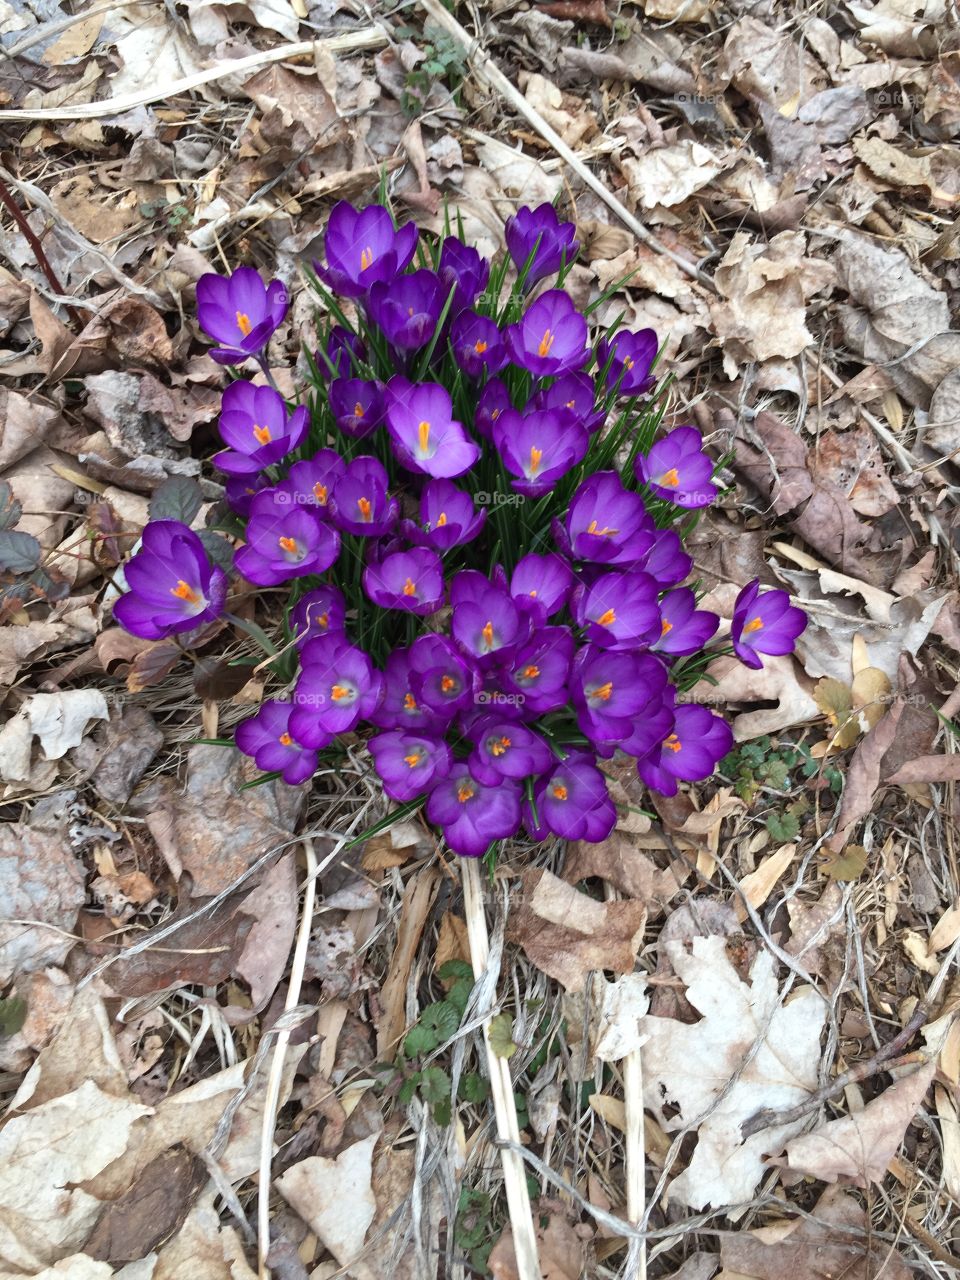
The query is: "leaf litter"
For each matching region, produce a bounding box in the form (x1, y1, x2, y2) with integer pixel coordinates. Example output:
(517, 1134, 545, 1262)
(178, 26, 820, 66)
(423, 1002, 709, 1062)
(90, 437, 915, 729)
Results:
(0, 0, 959, 1274)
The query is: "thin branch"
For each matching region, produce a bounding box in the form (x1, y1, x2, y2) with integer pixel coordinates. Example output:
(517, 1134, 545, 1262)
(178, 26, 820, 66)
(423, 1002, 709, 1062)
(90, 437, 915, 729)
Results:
(0, 175, 83, 329)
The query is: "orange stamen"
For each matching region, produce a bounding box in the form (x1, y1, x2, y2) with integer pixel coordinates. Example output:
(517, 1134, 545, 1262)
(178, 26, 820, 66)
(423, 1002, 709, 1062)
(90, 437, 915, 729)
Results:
(586, 520, 617, 536)
(744, 617, 764, 634)
(589, 681, 613, 702)
(331, 684, 352, 701)
(253, 423, 271, 445)
(522, 664, 540, 680)
(404, 752, 422, 767)
(481, 620, 495, 649)
(597, 608, 616, 627)
(170, 579, 200, 604)
(403, 692, 417, 711)
(658, 468, 680, 488)
(279, 732, 293, 746)
(457, 781, 475, 803)
(314, 483, 328, 504)
(529, 445, 543, 476)
(474, 339, 488, 354)
(236, 310, 252, 336)
(357, 496, 372, 521)
(490, 736, 512, 757)
(360, 246, 374, 271)
(418, 420, 431, 454)
(436, 512, 447, 527)
(552, 783, 568, 801)
(538, 329, 555, 358)
(441, 675, 456, 693)
(317, 612, 329, 630)
(661, 618, 673, 635)
(664, 733, 682, 753)
(354, 402, 365, 419)
(623, 355, 634, 370)
(402, 578, 417, 597)
(278, 536, 299, 555)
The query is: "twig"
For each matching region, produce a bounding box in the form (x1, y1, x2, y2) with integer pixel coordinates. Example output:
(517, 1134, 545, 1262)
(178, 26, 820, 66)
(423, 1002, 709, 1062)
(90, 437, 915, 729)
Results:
(461, 857, 540, 1280)
(416, 0, 714, 290)
(0, 175, 83, 329)
(257, 838, 319, 1280)
(623, 1049, 647, 1280)
(741, 933, 960, 1138)
(0, 30, 386, 122)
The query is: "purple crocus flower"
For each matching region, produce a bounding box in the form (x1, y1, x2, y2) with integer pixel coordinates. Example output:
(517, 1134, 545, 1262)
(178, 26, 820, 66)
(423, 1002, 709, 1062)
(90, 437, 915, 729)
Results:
(328, 378, 385, 438)
(438, 237, 490, 314)
(279, 450, 346, 516)
(114, 520, 227, 640)
(618, 684, 676, 760)
(368, 270, 445, 350)
(290, 635, 383, 745)
(501, 626, 574, 716)
(372, 649, 440, 731)
(638, 530, 693, 587)
(530, 372, 605, 434)
(409, 634, 477, 718)
(450, 310, 507, 379)
(401, 479, 485, 551)
(467, 716, 553, 786)
(505, 203, 579, 288)
(534, 753, 616, 842)
(451, 571, 527, 666)
(505, 290, 588, 378)
(571, 645, 659, 742)
(385, 378, 480, 478)
(474, 377, 511, 441)
(224, 473, 270, 517)
(214, 382, 309, 476)
(235, 700, 318, 785)
(323, 327, 366, 379)
(573, 571, 660, 650)
(426, 764, 522, 857)
(731, 579, 807, 669)
(509, 553, 574, 619)
(636, 426, 717, 508)
(290, 585, 346, 646)
(492, 408, 588, 496)
(315, 201, 418, 298)
(369, 731, 452, 802)
(564, 471, 655, 566)
(196, 267, 287, 365)
(330, 456, 398, 536)
(653, 589, 720, 656)
(363, 547, 444, 615)
(597, 329, 658, 396)
(636, 704, 733, 797)
(234, 490, 340, 586)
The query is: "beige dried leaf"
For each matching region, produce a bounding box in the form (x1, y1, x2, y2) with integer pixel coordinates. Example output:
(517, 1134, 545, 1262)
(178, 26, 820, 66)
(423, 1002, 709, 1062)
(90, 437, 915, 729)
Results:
(620, 140, 734, 209)
(275, 1134, 378, 1267)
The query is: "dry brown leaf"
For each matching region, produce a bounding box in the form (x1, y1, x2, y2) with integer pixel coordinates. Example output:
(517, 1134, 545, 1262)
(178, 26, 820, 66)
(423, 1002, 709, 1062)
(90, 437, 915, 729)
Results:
(619, 140, 734, 209)
(83, 1145, 206, 1265)
(562, 830, 687, 914)
(716, 1184, 912, 1279)
(807, 424, 899, 518)
(490, 1206, 591, 1280)
(508, 868, 646, 993)
(854, 135, 960, 206)
(234, 851, 298, 1013)
(149, 1188, 257, 1280)
(275, 1133, 378, 1268)
(687, 654, 820, 740)
(376, 867, 441, 1056)
(770, 1062, 936, 1186)
(719, 17, 824, 108)
(885, 753, 960, 785)
(828, 700, 903, 851)
(434, 909, 471, 983)
(0, 1079, 152, 1272)
(641, 934, 826, 1210)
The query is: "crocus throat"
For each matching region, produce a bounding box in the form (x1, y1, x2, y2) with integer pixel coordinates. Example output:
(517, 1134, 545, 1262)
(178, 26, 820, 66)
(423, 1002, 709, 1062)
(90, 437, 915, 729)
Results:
(418, 420, 431, 455)
(357, 496, 372, 521)
(664, 733, 682, 753)
(313, 483, 328, 504)
(279, 732, 293, 746)
(552, 783, 568, 801)
(597, 608, 616, 627)
(457, 780, 476, 804)
(538, 329, 555, 358)
(744, 617, 764, 634)
(404, 751, 423, 768)
(522, 664, 540, 679)
(253, 423, 272, 445)
(589, 681, 613, 702)
(440, 675, 456, 693)
(331, 684, 352, 701)
(360, 246, 374, 271)
(490, 736, 511, 757)
(170, 579, 201, 605)
(236, 310, 252, 337)
(658, 468, 680, 488)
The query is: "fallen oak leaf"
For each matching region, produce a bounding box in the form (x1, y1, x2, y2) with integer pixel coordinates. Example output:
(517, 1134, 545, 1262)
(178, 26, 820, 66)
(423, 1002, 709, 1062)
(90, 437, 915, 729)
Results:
(768, 1061, 936, 1187)
(885, 754, 960, 785)
(827, 699, 904, 852)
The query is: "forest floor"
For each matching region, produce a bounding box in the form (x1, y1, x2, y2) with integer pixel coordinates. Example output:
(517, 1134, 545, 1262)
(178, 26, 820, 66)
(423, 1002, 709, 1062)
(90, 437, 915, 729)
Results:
(1, 0, 960, 1277)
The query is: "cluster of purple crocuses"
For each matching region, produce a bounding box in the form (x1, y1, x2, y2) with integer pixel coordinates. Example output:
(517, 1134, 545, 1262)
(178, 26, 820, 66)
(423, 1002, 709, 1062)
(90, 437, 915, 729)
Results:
(113, 200, 806, 857)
